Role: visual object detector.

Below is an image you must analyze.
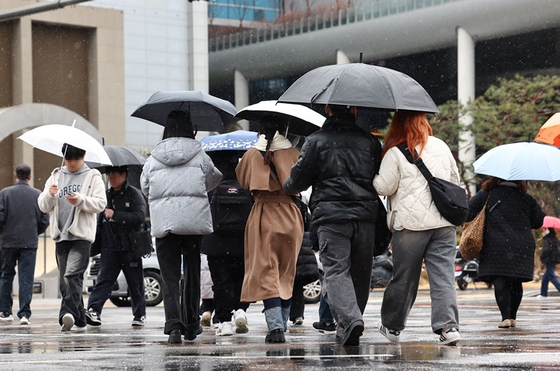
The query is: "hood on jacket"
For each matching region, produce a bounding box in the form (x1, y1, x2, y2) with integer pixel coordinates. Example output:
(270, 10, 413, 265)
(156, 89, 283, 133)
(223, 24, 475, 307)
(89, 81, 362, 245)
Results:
(151, 137, 202, 166)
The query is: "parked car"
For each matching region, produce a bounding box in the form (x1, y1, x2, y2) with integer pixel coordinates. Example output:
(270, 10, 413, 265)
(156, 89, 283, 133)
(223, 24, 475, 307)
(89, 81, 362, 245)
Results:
(303, 251, 322, 304)
(85, 246, 163, 307)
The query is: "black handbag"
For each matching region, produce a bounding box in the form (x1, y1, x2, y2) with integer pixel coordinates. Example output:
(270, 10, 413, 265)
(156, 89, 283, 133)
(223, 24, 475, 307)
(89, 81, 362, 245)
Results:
(397, 143, 469, 226)
(127, 226, 153, 259)
(374, 195, 392, 256)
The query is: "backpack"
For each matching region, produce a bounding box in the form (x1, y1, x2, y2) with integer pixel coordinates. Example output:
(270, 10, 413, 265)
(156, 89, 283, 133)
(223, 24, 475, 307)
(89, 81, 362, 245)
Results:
(210, 179, 253, 233)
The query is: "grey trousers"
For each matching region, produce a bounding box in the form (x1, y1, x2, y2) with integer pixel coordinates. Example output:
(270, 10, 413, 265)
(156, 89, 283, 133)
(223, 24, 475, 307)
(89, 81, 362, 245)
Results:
(317, 222, 374, 336)
(381, 227, 459, 333)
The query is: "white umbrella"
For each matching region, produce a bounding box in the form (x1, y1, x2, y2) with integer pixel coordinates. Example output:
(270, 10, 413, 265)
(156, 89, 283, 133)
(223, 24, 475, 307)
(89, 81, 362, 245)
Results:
(473, 142, 560, 181)
(236, 100, 325, 136)
(18, 124, 112, 166)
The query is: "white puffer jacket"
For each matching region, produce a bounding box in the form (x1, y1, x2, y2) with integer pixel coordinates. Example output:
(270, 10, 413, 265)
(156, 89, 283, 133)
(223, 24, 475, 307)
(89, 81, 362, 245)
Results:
(373, 136, 460, 231)
(141, 137, 222, 238)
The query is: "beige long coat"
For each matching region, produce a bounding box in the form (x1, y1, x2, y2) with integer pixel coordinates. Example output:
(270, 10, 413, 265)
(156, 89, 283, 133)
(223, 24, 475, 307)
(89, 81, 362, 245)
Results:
(236, 147, 304, 302)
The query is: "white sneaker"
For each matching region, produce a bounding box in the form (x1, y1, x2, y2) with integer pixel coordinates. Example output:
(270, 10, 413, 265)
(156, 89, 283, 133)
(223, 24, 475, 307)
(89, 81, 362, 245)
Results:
(233, 309, 249, 334)
(216, 322, 234, 336)
(378, 322, 400, 343)
(439, 328, 460, 346)
(0, 312, 13, 322)
(61, 313, 75, 332)
(19, 316, 30, 325)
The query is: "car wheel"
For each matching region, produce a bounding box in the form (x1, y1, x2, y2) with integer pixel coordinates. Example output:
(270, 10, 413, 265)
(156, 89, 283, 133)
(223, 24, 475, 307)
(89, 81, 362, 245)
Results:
(457, 277, 468, 290)
(144, 270, 163, 306)
(303, 279, 321, 304)
(109, 296, 132, 307)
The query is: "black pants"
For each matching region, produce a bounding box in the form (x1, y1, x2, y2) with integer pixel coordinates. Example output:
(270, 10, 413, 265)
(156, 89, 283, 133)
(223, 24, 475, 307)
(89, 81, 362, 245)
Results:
(156, 234, 202, 335)
(492, 276, 523, 321)
(207, 256, 248, 323)
(290, 280, 305, 321)
(87, 249, 146, 318)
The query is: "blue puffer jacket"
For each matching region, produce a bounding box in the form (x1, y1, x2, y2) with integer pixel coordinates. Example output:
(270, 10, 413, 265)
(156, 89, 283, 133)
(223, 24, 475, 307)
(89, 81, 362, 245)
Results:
(283, 113, 381, 226)
(141, 137, 222, 238)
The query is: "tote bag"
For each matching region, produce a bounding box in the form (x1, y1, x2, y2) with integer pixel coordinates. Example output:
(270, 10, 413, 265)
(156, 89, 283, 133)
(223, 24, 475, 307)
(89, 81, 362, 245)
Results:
(459, 198, 489, 260)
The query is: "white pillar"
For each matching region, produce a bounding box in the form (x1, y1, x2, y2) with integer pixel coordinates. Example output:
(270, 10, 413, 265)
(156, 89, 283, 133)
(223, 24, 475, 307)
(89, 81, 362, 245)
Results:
(336, 50, 350, 64)
(188, 1, 209, 92)
(234, 69, 249, 130)
(457, 27, 476, 196)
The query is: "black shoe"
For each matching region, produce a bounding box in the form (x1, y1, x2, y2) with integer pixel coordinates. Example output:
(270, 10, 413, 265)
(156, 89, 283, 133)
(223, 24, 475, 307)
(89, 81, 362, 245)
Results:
(340, 320, 364, 346)
(168, 329, 182, 344)
(265, 329, 286, 343)
(313, 321, 336, 333)
(85, 308, 102, 327)
(184, 325, 203, 341)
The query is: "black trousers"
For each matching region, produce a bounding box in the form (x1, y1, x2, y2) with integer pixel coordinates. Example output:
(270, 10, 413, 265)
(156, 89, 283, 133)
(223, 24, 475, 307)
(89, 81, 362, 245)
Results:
(207, 256, 248, 323)
(87, 249, 146, 318)
(156, 234, 202, 335)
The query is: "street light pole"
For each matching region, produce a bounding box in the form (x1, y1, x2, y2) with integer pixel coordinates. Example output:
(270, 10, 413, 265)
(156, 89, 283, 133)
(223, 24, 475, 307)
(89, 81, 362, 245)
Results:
(0, 0, 94, 22)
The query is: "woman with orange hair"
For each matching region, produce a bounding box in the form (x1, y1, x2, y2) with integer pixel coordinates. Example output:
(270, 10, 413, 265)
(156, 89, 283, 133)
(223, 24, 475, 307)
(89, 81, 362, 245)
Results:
(373, 111, 461, 346)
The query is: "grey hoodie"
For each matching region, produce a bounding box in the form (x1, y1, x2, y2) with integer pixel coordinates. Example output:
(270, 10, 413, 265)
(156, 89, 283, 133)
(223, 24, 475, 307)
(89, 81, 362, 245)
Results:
(140, 137, 222, 238)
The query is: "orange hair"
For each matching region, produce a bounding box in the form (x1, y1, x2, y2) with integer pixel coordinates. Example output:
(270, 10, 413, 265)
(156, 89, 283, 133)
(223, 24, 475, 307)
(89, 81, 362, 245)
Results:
(381, 111, 433, 159)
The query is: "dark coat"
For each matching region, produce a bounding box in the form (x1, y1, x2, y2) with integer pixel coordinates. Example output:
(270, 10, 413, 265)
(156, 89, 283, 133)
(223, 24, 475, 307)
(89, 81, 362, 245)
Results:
(467, 184, 545, 282)
(295, 232, 320, 285)
(0, 180, 49, 248)
(98, 181, 146, 251)
(201, 171, 246, 258)
(541, 233, 560, 265)
(283, 113, 381, 226)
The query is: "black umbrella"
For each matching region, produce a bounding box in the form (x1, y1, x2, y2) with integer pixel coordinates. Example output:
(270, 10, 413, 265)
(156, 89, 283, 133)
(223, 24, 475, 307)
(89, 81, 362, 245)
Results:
(131, 90, 239, 132)
(86, 145, 146, 172)
(278, 63, 439, 113)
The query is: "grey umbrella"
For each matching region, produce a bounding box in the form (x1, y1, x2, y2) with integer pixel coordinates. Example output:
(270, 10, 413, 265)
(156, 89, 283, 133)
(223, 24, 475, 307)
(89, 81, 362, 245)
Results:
(131, 90, 239, 132)
(278, 63, 439, 113)
(86, 145, 146, 172)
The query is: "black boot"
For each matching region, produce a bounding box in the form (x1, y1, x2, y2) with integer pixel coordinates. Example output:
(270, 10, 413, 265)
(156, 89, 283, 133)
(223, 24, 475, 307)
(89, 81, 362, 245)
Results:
(265, 329, 286, 343)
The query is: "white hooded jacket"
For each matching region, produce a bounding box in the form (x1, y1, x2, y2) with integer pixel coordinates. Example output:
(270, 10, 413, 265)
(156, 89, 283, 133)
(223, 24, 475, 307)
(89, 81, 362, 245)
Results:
(141, 137, 222, 238)
(373, 136, 460, 231)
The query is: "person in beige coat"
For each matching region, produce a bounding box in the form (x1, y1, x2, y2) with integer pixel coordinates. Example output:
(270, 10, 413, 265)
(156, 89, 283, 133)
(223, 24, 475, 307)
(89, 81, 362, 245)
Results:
(235, 117, 303, 343)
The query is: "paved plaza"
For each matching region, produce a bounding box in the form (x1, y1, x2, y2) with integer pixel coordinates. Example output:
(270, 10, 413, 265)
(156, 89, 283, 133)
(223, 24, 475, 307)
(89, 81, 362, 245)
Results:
(0, 283, 559, 370)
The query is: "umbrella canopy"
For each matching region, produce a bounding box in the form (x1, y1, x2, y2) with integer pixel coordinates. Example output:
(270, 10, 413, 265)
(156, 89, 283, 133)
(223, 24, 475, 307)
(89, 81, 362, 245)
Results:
(236, 100, 325, 136)
(535, 113, 560, 147)
(86, 145, 146, 171)
(473, 142, 560, 181)
(18, 124, 112, 165)
(200, 130, 258, 152)
(541, 216, 560, 230)
(131, 90, 239, 132)
(278, 63, 439, 113)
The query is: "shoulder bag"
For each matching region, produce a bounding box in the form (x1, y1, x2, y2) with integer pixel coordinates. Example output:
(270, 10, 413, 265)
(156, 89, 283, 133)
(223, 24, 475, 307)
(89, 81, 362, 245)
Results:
(459, 195, 489, 260)
(396, 143, 469, 226)
(128, 224, 153, 259)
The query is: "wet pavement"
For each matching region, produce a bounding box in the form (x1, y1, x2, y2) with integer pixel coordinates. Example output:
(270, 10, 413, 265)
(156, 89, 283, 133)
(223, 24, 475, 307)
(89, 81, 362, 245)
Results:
(1, 283, 560, 370)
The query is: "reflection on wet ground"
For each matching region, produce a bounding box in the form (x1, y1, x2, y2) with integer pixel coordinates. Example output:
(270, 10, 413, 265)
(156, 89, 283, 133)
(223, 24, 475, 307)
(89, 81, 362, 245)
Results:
(1, 287, 560, 370)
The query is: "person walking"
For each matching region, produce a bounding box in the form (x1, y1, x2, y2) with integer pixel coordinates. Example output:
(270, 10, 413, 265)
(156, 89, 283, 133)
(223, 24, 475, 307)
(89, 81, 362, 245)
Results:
(85, 166, 147, 328)
(468, 176, 545, 328)
(38, 144, 106, 331)
(202, 150, 252, 337)
(284, 104, 381, 346)
(0, 164, 49, 325)
(373, 111, 461, 345)
(236, 117, 303, 344)
(141, 110, 222, 344)
(539, 228, 560, 297)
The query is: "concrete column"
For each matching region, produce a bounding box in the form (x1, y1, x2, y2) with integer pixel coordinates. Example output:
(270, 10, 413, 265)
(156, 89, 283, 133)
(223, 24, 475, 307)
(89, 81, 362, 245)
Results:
(336, 50, 350, 64)
(234, 69, 249, 130)
(12, 18, 34, 186)
(457, 27, 476, 196)
(188, 1, 209, 92)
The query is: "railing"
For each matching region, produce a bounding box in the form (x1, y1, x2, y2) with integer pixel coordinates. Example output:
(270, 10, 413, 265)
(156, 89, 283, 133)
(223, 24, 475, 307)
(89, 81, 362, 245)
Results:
(210, 0, 462, 52)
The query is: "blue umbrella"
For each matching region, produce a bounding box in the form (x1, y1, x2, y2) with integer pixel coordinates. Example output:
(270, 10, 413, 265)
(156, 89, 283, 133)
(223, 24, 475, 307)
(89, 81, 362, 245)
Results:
(200, 130, 258, 152)
(473, 142, 560, 181)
